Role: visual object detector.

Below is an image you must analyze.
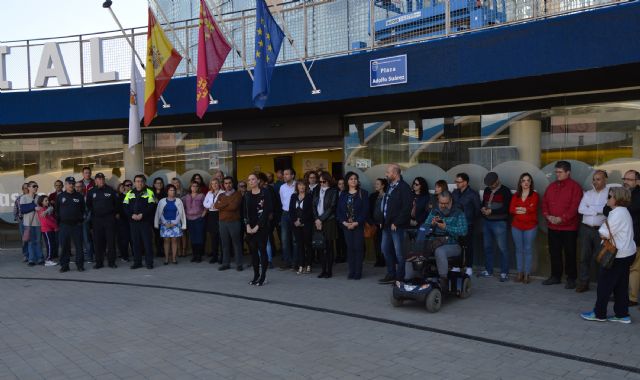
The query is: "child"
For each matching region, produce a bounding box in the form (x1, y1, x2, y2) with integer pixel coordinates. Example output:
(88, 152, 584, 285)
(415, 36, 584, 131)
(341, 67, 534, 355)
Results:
(37, 195, 58, 266)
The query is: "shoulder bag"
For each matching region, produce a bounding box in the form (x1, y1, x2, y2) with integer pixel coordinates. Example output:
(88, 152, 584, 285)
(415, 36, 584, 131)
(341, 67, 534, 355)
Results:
(596, 220, 617, 269)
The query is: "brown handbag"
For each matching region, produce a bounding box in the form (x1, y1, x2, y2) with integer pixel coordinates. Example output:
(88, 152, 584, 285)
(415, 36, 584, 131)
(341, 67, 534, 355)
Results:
(596, 220, 617, 269)
(364, 222, 377, 239)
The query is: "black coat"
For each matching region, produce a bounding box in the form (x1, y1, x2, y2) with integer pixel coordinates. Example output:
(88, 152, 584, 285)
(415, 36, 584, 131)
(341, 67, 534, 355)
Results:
(289, 192, 314, 227)
(312, 187, 338, 221)
(383, 177, 412, 228)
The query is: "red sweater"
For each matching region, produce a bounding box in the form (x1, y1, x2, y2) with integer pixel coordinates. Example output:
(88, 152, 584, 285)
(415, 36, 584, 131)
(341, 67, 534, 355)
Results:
(542, 178, 583, 231)
(509, 191, 539, 231)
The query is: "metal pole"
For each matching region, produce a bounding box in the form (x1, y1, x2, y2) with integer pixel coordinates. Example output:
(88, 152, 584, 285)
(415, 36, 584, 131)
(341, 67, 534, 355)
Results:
(79, 35, 84, 87)
(445, 0, 451, 35)
(26, 40, 31, 91)
(369, 0, 375, 49)
(303, 1, 308, 59)
(185, 20, 190, 77)
(274, 7, 321, 94)
(104, 5, 170, 107)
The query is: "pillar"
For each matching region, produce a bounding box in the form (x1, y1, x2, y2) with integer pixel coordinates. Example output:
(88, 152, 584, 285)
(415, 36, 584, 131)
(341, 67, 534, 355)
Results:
(632, 131, 640, 159)
(123, 143, 144, 180)
(509, 119, 542, 168)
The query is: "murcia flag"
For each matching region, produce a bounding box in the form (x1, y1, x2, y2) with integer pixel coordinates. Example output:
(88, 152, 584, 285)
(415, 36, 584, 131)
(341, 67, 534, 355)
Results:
(196, 0, 231, 118)
(129, 54, 145, 148)
(144, 7, 182, 126)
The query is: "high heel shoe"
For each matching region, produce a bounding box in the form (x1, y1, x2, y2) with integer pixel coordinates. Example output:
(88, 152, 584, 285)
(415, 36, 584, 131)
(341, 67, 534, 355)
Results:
(256, 277, 267, 286)
(249, 275, 259, 285)
(163, 261, 169, 265)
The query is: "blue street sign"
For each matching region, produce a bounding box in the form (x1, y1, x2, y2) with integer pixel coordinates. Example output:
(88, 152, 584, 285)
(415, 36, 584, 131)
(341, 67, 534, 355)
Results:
(370, 54, 407, 88)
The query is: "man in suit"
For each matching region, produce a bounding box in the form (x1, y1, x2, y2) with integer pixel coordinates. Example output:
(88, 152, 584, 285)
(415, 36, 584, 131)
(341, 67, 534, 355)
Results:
(379, 164, 412, 283)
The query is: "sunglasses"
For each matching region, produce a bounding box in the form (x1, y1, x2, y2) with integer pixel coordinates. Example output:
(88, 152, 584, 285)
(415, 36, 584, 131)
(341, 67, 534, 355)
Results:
(608, 195, 613, 199)
(30, 185, 38, 188)
(319, 180, 327, 184)
(413, 183, 420, 186)
(124, 184, 132, 187)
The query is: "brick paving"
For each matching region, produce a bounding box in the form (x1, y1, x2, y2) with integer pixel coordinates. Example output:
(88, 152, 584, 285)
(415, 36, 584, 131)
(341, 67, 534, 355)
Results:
(0, 248, 638, 379)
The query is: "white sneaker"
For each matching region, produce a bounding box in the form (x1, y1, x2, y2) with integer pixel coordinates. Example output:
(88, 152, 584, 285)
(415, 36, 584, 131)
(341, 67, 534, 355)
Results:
(44, 260, 58, 267)
(465, 267, 473, 276)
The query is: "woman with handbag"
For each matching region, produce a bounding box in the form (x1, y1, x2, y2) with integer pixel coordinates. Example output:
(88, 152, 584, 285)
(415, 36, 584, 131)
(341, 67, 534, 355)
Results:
(313, 172, 338, 278)
(337, 172, 369, 280)
(19, 181, 44, 266)
(290, 180, 314, 274)
(581, 187, 636, 323)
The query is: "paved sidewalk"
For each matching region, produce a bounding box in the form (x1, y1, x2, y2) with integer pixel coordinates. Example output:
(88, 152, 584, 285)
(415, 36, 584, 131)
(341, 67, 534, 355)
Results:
(0, 248, 638, 379)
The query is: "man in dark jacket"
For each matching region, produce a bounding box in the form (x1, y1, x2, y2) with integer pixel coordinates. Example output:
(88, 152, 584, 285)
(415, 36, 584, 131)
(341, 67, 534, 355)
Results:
(87, 173, 117, 269)
(56, 177, 85, 273)
(379, 164, 412, 283)
(452, 172, 481, 276)
(478, 172, 512, 282)
(622, 170, 640, 306)
(123, 174, 156, 269)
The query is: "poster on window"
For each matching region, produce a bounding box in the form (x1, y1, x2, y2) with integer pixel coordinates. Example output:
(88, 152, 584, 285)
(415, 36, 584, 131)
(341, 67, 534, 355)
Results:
(302, 159, 328, 173)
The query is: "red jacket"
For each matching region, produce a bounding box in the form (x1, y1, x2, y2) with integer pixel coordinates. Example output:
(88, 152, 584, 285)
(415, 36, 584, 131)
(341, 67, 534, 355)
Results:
(509, 191, 539, 231)
(542, 178, 583, 231)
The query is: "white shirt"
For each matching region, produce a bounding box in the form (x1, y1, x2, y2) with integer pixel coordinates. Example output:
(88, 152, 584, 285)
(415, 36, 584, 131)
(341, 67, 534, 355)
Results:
(317, 187, 326, 217)
(279, 181, 296, 212)
(578, 186, 608, 227)
(203, 190, 223, 211)
(599, 207, 636, 258)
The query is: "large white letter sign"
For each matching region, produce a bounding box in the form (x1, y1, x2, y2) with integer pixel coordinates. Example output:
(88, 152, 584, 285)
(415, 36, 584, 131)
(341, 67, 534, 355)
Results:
(0, 46, 11, 90)
(34, 42, 70, 87)
(90, 37, 118, 83)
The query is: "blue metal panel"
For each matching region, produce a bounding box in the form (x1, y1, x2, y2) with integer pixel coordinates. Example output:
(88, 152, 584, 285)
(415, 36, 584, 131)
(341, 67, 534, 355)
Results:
(1, 2, 640, 126)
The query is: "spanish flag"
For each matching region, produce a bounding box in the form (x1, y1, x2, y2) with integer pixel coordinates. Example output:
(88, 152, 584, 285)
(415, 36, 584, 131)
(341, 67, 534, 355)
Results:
(144, 8, 182, 127)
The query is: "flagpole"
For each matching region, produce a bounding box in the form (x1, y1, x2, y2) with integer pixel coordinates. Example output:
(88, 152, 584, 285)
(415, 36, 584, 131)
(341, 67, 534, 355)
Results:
(102, 2, 171, 108)
(272, 6, 321, 95)
(206, 0, 254, 81)
(149, 0, 218, 105)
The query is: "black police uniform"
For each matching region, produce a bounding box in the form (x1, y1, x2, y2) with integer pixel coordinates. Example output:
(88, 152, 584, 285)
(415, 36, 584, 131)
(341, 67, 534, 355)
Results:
(55, 190, 85, 271)
(123, 187, 156, 268)
(87, 184, 117, 268)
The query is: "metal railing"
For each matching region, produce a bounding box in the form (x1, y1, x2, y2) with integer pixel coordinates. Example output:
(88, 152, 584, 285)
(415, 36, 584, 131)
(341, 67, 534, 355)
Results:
(0, 0, 626, 91)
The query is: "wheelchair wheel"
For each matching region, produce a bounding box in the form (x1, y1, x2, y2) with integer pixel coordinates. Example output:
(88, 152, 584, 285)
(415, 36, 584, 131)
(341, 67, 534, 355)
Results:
(390, 293, 403, 307)
(459, 277, 471, 299)
(425, 289, 442, 313)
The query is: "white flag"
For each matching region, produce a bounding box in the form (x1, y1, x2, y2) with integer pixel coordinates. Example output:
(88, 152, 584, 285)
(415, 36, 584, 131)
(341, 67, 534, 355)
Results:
(128, 54, 145, 149)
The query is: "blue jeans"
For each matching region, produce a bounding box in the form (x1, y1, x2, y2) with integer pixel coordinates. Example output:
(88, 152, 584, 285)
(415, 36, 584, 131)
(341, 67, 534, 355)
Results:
(27, 226, 43, 263)
(482, 220, 509, 275)
(280, 213, 293, 265)
(511, 226, 537, 274)
(382, 227, 406, 280)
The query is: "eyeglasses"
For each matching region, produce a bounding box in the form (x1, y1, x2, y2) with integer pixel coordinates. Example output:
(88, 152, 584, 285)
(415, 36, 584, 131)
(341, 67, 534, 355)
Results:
(454, 180, 464, 184)
(124, 184, 132, 187)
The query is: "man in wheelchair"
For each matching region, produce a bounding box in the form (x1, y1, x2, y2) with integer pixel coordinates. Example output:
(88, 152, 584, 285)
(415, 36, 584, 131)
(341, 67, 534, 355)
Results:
(416, 191, 468, 291)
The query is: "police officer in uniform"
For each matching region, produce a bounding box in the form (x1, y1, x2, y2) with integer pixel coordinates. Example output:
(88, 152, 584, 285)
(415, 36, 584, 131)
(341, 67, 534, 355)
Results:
(56, 177, 85, 273)
(123, 174, 156, 269)
(87, 172, 117, 269)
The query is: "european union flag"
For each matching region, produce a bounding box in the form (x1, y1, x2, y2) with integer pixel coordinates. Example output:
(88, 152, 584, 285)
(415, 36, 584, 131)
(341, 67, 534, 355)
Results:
(252, 0, 285, 109)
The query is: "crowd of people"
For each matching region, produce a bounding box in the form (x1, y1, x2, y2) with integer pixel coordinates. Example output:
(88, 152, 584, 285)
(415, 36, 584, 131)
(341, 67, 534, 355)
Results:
(12, 162, 640, 323)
